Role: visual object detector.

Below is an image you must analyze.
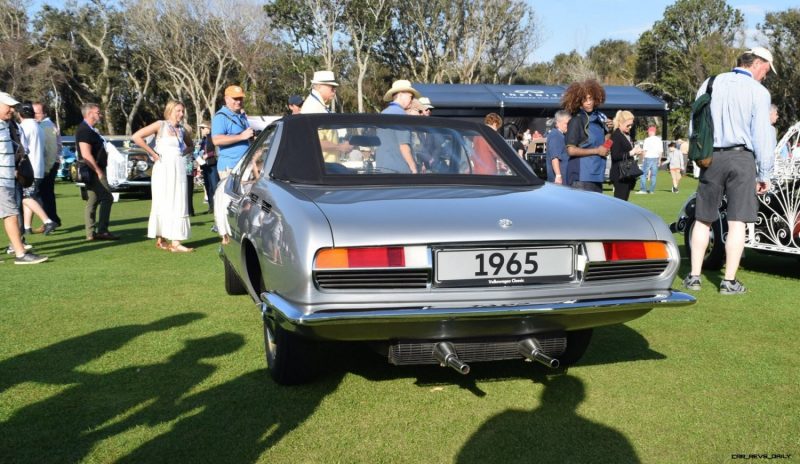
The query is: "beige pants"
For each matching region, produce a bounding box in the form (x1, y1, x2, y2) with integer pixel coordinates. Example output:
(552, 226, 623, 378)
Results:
(213, 169, 233, 237)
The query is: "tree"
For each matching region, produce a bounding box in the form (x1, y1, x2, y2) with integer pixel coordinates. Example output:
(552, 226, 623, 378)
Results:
(342, 0, 392, 112)
(635, 0, 744, 138)
(380, 0, 539, 85)
(34, 1, 128, 134)
(587, 39, 637, 85)
(759, 8, 800, 135)
(550, 51, 595, 84)
(126, 0, 243, 127)
(0, 1, 58, 104)
(264, 0, 344, 73)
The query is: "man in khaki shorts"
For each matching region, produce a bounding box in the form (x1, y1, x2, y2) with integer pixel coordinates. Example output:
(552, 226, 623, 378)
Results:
(683, 47, 776, 295)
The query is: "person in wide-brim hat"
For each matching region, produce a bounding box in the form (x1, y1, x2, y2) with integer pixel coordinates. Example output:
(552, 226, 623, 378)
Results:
(383, 79, 420, 102)
(310, 70, 339, 87)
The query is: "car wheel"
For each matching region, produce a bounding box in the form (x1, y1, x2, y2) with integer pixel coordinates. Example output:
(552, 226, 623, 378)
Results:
(559, 329, 593, 366)
(263, 317, 317, 385)
(684, 218, 725, 271)
(223, 256, 248, 295)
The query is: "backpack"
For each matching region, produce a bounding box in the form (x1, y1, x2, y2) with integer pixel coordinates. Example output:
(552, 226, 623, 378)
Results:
(688, 75, 716, 169)
(8, 122, 34, 188)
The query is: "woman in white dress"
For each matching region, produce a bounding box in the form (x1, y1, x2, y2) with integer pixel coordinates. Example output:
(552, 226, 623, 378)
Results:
(131, 100, 194, 252)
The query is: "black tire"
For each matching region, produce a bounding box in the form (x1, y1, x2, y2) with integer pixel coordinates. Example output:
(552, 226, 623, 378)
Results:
(263, 317, 317, 385)
(684, 218, 725, 271)
(559, 329, 593, 366)
(223, 256, 248, 295)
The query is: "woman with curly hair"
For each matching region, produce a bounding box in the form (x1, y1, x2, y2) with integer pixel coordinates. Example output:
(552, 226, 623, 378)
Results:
(562, 79, 611, 193)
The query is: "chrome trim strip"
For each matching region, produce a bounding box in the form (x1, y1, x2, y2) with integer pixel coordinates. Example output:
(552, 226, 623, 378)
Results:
(260, 291, 695, 327)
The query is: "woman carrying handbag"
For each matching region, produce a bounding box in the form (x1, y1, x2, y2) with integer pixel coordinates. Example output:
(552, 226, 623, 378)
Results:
(609, 110, 643, 201)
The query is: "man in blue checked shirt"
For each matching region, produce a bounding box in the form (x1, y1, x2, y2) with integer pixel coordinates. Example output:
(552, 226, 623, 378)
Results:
(683, 47, 776, 295)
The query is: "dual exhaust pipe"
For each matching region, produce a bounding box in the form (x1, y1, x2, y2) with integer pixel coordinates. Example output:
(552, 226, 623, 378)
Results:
(432, 338, 560, 375)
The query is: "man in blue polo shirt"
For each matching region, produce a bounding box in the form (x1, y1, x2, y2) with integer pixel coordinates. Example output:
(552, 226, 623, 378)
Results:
(211, 85, 253, 243)
(211, 85, 253, 178)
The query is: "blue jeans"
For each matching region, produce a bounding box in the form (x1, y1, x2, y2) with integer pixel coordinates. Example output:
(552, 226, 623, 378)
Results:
(640, 158, 659, 193)
(201, 164, 219, 211)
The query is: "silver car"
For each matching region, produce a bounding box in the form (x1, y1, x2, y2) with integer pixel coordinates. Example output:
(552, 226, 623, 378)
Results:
(220, 114, 694, 384)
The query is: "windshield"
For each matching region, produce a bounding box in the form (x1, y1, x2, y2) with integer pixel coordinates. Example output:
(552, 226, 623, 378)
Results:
(317, 123, 520, 177)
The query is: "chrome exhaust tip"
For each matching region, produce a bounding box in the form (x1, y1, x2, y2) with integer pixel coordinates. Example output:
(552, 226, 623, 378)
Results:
(518, 338, 560, 369)
(432, 342, 471, 375)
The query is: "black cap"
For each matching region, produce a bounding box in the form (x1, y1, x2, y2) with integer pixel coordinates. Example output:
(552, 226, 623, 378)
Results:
(288, 95, 303, 106)
(18, 102, 35, 118)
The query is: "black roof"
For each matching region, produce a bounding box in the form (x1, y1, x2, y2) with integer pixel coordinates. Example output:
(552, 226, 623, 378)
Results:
(413, 83, 668, 117)
(270, 113, 541, 186)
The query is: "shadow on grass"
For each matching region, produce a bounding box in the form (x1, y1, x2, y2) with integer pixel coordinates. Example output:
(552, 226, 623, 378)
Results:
(31, 228, 221, 258)
(1, 313, 343, 464)
(0, 330, 258, 463)
(455, 374, 640, 463)
(0, 313, 205, 394)
(739, 251, 800, 280)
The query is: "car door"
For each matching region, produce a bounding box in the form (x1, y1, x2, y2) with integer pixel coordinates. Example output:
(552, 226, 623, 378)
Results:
(226, 125, 279, 242)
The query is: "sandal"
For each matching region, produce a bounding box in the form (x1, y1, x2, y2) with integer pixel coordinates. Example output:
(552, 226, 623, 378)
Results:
(169, 244, 194, 253)
(156, 240, 169, 250)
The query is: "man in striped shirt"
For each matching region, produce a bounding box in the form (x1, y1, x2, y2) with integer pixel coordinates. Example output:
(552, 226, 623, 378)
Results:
(0, 92, 47, 264)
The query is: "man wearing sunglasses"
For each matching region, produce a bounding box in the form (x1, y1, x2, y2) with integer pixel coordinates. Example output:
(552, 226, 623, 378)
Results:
(211, 85, 253, 179)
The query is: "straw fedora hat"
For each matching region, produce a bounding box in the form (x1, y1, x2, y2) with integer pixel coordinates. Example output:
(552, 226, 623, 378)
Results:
(383, 79, 420, 102)
(311, 70, 339, 87)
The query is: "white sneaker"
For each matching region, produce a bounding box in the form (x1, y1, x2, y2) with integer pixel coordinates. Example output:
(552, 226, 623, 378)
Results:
(6, 243, 33, 254)
(635, 190, 647, 195)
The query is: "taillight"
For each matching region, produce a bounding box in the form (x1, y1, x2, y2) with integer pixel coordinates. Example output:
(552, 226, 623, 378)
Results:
(586, 241, 669, 262)
(315, 246, 427, 269)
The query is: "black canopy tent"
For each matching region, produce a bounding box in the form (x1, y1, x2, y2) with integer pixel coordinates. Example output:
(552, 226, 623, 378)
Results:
(413, 83, 669, 139)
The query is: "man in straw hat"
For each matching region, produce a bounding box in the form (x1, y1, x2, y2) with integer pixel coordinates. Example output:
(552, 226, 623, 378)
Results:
(300, 70, 351, 161)
(376, 79, 420, 173)
(301, 71, 339, 114)
(683, 46, 777, 295)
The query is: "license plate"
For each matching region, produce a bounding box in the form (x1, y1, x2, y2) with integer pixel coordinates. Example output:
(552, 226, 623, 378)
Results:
(435, 247, 574, 287)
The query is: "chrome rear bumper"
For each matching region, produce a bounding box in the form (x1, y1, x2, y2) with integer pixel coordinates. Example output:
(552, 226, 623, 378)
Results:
(260, 291, 695, 341)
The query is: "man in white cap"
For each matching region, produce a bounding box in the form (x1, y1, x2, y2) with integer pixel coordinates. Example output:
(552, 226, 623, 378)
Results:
(301, 71, 339, 114)
(683, 47, 776, 295)
(376, 79, 420, 173)
(0, 92, 47, 263)
(418, 97, 434, 116)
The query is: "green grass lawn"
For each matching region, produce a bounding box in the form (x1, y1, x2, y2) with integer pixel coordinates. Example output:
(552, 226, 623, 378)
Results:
(1, 173, 798, 463)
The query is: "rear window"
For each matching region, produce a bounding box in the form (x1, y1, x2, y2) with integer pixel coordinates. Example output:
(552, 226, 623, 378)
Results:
(317, 124, 520, 177)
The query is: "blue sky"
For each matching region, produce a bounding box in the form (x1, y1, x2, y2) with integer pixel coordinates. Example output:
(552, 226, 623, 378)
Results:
(530, 0, 795, 62)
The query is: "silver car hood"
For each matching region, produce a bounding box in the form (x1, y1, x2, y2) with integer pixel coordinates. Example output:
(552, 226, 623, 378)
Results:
(297, 184, 667, 247)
